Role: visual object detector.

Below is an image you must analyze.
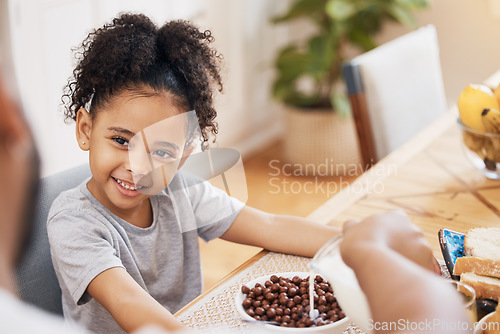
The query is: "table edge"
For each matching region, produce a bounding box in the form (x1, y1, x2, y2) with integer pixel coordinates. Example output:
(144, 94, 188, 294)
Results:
(174, 250, 270, 317)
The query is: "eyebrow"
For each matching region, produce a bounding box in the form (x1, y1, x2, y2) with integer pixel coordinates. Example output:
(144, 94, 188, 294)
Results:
(107, 127, 135, 137)
(154, 141, 180, 152)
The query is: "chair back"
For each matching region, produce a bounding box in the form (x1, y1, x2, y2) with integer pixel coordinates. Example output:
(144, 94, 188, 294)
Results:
(15, 164, 91, 315)
(343, 24, 447, 165)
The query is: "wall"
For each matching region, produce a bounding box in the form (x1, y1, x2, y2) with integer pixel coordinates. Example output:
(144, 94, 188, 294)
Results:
(9, 0, 500, 176)
(8, 0, 290, 177)
(375, 0, 500, 107)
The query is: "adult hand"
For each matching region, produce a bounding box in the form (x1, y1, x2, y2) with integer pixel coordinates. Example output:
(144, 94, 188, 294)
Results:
(340, 211, 441, 275)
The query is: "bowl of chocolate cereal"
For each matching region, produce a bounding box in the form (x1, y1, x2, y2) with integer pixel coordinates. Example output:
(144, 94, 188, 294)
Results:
(235, 272, 350, 332)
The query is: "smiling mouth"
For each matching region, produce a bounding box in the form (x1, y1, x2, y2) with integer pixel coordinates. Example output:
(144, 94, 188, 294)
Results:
(112, 177, 145, 191)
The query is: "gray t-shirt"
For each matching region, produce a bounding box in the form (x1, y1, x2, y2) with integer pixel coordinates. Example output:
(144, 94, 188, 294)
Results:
(47, 172, 244, 334)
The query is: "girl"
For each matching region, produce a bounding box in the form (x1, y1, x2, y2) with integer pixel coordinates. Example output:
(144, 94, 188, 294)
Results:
(47, 13, 339, 334)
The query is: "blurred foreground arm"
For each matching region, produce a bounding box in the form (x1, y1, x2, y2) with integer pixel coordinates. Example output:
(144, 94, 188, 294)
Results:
(341, 211, 471, 334)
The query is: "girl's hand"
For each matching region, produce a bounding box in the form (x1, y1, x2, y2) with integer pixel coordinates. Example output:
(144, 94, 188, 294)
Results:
(340, 211, 441, 275)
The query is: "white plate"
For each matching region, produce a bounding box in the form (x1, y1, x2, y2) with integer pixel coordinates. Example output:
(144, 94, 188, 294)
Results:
(235, 271, 350, 333)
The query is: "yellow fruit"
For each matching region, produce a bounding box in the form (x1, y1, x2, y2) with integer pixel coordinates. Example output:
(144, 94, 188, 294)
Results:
(458, 84, 499, 132)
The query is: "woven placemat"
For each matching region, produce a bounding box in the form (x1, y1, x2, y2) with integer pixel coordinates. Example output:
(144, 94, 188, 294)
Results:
(177, 252, 450, 333)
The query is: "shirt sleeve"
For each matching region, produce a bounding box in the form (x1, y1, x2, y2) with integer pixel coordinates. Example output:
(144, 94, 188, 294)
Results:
(177, 173, 245, 242)
(47, 210, 124, 306)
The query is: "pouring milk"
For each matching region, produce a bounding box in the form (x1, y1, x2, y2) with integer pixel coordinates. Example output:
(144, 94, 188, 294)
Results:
(309, 235, 373, 333)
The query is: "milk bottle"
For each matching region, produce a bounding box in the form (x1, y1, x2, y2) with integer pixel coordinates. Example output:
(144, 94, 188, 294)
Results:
(308, 235, 373, 333)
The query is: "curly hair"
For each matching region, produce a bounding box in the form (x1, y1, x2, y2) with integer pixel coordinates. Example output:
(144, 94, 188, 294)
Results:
(62, 13, 223, 143)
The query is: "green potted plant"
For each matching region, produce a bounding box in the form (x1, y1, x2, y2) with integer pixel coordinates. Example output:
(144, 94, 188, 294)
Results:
(272, 0, 429, 175)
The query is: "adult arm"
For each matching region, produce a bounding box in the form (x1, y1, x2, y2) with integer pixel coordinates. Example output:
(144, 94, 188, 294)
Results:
(341, 211, 471, 334)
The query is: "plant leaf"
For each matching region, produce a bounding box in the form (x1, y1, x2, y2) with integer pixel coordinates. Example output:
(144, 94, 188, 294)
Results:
(348, 26, 377, 51)
(274, 82, 322, 107)
(270, 0, 429, 109)
(275, 46, 311, 81)
(308, 34, 336, 79)
(395, 0, 430, 10)
(272, 78, 293, 100)
(288, 94, 322, 108)
(345, 4, 385, 36)
(272, 0, 325, 23)
(325, 0, 357, 21)
(385, 3, 418, 28)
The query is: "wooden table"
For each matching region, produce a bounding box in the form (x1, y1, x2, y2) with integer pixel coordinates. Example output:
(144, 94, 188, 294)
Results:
(175, 72, 500, 330)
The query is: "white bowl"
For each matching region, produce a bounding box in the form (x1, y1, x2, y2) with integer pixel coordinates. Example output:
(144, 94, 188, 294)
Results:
(235, 271, 350, 333)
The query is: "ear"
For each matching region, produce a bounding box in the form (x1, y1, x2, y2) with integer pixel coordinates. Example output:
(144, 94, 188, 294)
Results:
(76, 108, 91, 151)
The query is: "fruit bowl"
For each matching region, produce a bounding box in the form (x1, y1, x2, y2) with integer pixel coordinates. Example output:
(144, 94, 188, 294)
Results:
(458, 119, 500, 179)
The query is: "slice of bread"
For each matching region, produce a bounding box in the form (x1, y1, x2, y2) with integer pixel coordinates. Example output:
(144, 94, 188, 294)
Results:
(453, 256, 500, 278)
(465, 227, 500, 260)
(460, 272, 500, 300)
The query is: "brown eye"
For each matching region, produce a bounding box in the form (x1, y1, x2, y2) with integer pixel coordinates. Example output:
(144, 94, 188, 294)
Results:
(152, 150, 175, 161)
(113, 137, 129, 146)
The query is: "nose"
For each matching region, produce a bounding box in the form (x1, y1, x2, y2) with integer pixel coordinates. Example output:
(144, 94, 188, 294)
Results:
(127, 145, 154, 177)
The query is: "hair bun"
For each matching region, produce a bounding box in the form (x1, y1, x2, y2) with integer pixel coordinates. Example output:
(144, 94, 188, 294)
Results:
(155, 20, 222, 143)
(111, 13, 157, 34)
(157, 20, 215, 63)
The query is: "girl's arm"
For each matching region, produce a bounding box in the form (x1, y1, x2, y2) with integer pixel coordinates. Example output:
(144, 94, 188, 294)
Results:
(220, 206, 340, 257)
(87, 267, 187, 333)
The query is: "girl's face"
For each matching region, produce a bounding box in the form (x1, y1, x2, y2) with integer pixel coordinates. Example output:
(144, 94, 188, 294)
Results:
(77, 88, 187, 220)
